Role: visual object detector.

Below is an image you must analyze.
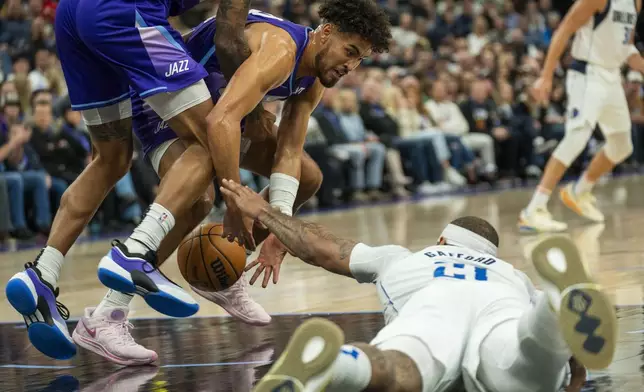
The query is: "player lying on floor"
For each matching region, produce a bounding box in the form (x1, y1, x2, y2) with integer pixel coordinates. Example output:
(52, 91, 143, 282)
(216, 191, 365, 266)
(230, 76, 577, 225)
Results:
(220, 179, 616, 392)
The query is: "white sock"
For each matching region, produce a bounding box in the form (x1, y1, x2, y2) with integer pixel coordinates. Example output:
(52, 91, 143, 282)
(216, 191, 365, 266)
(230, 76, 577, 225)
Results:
(35, 246, 64, 288)
(124, 203, 175, 255)
(527, 187, 551, 213)
(94, 290, 134, 314)
(326, 345, 372, 392)
(574, 174, 595, 195)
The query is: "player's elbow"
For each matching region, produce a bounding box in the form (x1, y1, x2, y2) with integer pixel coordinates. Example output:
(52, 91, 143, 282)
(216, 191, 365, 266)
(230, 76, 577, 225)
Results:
(206, 109, 239, 144)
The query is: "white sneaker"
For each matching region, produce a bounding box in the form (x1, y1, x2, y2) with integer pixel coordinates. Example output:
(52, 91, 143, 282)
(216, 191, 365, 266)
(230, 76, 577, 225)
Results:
(444, 166, 467, 186)
(253, 318, 344, 392)
(72, 307, 158, 366)
(530, 235, 617, 370)
(518, 207, 568, 233)
(192, 275, 271, 326)
(560, 184, 605, 222)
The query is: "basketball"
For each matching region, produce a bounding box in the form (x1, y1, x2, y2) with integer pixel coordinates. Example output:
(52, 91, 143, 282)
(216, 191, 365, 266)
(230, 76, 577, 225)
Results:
(177, 223, 246, 292)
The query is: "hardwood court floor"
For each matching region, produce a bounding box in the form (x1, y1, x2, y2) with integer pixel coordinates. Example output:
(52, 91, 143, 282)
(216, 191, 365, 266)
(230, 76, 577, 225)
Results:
(1, 175, 643, 391)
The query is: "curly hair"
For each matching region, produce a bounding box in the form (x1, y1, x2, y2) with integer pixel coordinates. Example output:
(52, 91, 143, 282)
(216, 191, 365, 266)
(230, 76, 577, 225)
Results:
(318, 0, 391, 53)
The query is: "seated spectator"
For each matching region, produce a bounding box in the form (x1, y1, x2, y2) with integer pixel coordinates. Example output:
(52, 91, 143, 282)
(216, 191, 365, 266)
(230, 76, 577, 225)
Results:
(29, 100, 84, 193)
(2, 122, 52, 235)
(424, 79, 477, 183)
(399, 75, 467, 187)
(468, 15, 489, 56)
(459, 80, 503, 178)
(332, 88, 387, 201)
(1, 91, 23, 131)
(496, 82, 541, 178)
(379, 83, 445, 194)
(304, 114, 347, 207)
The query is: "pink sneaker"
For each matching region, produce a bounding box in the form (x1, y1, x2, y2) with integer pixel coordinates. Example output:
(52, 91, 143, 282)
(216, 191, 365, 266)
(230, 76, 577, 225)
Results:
(192, 275, 271, 326)
(72, 307, 158, 366)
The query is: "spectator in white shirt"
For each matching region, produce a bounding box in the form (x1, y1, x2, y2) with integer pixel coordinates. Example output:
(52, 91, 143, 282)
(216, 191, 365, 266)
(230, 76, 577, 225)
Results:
(467, 16, 489, 56)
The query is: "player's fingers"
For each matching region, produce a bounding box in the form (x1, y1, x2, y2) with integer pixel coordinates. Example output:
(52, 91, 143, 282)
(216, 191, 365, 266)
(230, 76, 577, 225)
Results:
(250, 264, 264, 286)
(262, 266, 272, 288)
(273, 263, 280, 284)
(244, 258, 259, 272)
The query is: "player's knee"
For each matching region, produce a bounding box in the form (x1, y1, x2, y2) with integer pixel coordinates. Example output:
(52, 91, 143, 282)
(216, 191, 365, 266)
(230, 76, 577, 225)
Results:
(551, 127, 593, 166)
(300, 158, 323, 197)
(604, 132, 633, 163)
(94, 149, 132, 181)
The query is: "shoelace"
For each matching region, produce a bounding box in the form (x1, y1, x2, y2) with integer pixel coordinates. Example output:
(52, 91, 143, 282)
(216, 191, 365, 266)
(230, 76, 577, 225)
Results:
(24, 261, 71, 320)
(104, 319, 136, 346)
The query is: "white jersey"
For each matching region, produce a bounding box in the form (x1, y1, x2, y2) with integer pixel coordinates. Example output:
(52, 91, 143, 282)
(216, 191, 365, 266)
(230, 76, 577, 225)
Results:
(571, 0, 638, 69)
(349, 243, 537, 323)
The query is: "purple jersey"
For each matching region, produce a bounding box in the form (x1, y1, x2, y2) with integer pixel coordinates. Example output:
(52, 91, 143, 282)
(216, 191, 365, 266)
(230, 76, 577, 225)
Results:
(132, 9, 317, 155)
(169, 0, 202, 16)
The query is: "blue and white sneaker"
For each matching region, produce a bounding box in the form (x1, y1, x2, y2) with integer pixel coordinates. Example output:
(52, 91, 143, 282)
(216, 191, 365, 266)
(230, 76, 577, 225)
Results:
(5, 260, 76, 360)
(97, 240, 199, 318)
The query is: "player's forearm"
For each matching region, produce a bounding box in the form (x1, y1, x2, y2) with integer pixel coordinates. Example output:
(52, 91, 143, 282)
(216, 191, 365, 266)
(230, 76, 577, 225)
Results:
(214, 0, 252, 81)
(541, 26, 574, 80)
(257, 206, 356, 277)
(214, 0, 265, 119)
(207, 116, 242, 185)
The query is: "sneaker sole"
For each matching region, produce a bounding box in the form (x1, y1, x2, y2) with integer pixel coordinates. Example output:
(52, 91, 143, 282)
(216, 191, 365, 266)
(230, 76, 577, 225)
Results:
(531, 235, 617, 370)
(253, 318, 344, 392)
(194, 289, 271, 327)
(98, 257, 198, 318)
(6, 272, 38, 315)
(72, 330, 157, 366)
(559, 187, 605, 223)
(29, 322, 77, 360)
(7, 271, 76, 360)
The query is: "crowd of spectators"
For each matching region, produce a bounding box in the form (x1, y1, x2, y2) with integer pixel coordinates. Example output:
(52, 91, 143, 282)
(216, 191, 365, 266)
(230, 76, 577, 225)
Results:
(1, 0, 643, 242)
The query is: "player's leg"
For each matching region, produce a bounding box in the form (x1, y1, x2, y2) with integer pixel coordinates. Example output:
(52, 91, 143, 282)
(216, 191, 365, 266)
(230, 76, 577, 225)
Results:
(72, 138, 215, 365)
(477, 235, 617, 391)
(253, 318, 424, 392)
(76, 4, 217, 318)
(240, 126, 323, 244)
(520, 69, 600, 233)
(4, 0, 137, 360)
(559, 84, 633, 223)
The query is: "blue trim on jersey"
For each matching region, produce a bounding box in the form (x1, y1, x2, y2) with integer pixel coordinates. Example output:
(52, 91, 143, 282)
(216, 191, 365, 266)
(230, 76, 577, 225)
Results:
(199, 45, 217, 65)
(135, 11, 148, 28)
(156, 25, 185, 52)
(594, 0, 611, 29)
(71, 91, 131, 110)
(288, 27, 312, 94)
(378, 281, 398, 314)
(139, 86, 168, 98)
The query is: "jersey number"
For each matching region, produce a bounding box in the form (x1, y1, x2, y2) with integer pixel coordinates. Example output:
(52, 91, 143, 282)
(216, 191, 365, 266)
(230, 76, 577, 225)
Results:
(433, 262, 488, 281)
(249, 9, 284, 22)
(624, 26, 634, 44)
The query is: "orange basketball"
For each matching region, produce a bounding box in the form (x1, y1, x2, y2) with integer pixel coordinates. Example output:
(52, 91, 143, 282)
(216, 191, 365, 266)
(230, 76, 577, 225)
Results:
(177, 223, 246, 292)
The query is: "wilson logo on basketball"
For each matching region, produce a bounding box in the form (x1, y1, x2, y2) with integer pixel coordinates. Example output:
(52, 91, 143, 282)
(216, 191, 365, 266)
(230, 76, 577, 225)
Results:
(210, 258, 230, 287)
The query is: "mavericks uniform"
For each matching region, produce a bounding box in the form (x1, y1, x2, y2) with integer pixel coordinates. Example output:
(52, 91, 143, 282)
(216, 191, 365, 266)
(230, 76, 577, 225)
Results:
(131, 10, 317, 171)
(565, 0, 637, 138)
(55, 0, 210, 125)
(349, 243, 571, 392)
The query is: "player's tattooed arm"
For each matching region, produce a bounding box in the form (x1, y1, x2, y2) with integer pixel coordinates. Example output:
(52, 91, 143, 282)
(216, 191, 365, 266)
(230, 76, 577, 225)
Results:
(214, 0, 266, 119)
(257, 207, 356, 278)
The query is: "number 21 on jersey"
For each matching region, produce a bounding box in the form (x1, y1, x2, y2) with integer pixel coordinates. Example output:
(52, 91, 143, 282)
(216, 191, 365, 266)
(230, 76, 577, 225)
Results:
(433, 261, 488, 281)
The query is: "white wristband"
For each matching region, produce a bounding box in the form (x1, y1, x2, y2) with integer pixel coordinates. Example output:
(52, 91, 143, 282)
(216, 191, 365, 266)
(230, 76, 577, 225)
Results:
(269, 173, 299, 216)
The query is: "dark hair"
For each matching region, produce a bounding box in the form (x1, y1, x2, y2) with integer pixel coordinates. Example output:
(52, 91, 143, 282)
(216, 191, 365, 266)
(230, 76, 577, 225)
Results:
(30, 89, 52, 107)
(318, 0, 392, 53)
(449, 216, 499, 247)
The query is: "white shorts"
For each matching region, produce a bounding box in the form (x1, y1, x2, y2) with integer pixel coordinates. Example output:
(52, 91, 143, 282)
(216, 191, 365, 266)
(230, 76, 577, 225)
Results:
(369, 279, 528, 392)
(81, 80, 210, 126)
(565, 63, 631, 136)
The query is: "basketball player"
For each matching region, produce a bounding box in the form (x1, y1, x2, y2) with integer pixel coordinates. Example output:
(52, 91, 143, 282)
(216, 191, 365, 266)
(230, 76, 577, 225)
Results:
(519, 0, 644, 232)
(219, 179, 615, 392)
(70, 1, 391, 365)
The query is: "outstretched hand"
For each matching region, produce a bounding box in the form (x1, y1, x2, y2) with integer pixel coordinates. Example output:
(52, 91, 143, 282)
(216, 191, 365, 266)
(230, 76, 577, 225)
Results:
(220, 179, 271, 220)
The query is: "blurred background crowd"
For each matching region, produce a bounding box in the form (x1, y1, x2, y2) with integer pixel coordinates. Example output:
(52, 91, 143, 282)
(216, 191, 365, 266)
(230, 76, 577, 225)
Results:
(1, 0, 644, 243)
